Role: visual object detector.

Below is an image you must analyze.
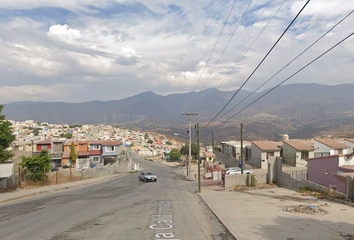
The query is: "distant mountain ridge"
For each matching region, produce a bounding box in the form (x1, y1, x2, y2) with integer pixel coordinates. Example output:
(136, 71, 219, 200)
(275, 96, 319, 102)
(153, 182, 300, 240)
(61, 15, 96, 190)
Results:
(4, 83, 354, 141)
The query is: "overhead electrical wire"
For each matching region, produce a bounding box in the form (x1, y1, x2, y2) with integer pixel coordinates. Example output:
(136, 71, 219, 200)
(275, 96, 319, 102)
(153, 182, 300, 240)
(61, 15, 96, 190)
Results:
(196, 0, 287, 113)
(201, 0, 310, 130)
(216, 9, 354, 122)
(186, 0, 253, 112)
(181, 0, 239, 113)
(201, 30, 354, 138)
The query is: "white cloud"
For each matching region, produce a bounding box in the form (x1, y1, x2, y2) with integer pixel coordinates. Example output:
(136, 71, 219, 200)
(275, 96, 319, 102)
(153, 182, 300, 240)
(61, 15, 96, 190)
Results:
(48, 24, 82, 44)
(0, 0, 353, 106)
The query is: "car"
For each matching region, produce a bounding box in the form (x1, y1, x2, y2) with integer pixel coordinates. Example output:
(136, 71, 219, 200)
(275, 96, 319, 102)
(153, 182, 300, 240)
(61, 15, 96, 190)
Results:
(139, 171, 157, 182)
(227, 168, 252, 175)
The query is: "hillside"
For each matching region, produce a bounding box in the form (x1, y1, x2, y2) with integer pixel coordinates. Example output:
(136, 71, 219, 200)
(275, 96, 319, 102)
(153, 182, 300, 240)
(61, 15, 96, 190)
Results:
(4, 83, 354, 142)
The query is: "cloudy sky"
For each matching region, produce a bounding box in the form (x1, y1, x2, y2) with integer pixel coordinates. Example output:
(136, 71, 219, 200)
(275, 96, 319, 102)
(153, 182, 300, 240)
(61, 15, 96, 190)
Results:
(0, 0, 353, 106)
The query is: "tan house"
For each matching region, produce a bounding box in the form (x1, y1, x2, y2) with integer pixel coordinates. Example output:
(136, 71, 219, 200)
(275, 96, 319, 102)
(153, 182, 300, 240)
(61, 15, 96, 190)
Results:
(282, 140, 315, 167)
(250, 141, 281, 169)
(62, 141, 90, 169)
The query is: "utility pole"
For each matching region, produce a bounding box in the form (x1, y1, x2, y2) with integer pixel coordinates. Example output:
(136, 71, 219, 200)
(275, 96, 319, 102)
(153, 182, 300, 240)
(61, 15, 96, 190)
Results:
(212, 131, 215, 166)
(196, 123, 201, 193)
(240, 123, 244, 174)
(182, 112, 198, 179)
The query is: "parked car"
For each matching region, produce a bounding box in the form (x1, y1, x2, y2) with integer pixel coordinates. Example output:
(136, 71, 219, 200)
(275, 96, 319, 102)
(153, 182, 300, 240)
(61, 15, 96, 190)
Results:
(227, 168, 252, 175)
(139, 171, 157, 182)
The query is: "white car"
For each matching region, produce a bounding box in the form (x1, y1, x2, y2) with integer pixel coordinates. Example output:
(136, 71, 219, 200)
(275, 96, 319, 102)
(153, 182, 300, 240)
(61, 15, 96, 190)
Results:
(139, 171, 157, 182)
(227, 168, 252, 175)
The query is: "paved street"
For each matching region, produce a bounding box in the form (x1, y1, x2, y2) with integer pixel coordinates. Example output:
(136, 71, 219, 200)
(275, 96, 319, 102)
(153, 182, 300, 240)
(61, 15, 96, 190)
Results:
(0, 154, 234, 240)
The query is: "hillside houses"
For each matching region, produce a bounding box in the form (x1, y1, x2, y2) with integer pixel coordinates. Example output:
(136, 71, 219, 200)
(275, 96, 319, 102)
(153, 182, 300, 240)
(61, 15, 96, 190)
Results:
(217, 136, 354, 195)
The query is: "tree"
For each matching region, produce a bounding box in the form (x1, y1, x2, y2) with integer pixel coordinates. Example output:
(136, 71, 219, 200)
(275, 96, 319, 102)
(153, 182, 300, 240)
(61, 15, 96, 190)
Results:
(166, 141, 172, 145)
(0, 105, 15, 162)
(180, 143, 198, 158)
(168, 149, 181, 161)
(32, 128, 41, 136)
(69, 142, 77, 166)
(147, 139, 153, 144)
(20, 150, 51, 181)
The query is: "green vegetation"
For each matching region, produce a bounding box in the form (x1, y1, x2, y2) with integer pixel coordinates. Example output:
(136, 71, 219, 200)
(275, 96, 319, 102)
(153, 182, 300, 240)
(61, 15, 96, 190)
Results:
(168, 149, 181, 160)
(250, 175, 257, 187)
(69, 124, 82, 128)
(180, 143, 198, 158)
(60, 132, 72, 139)
(20, 150, 51, 181)
(166, 141, 172, 145)
(32, 128, 41, 136)
(0, 105, 15, 162)
(147, 139, 153, 144)
(69, 142, 77, 165)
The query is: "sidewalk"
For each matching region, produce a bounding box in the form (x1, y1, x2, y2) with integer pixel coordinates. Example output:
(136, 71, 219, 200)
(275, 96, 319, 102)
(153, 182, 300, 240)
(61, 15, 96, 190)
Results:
(0, 174, 122, 204)
(199, 186, 354, 240)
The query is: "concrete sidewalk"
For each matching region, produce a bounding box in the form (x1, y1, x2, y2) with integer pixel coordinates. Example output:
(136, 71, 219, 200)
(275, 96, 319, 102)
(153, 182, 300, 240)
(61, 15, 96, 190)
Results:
(0, 174, 122, 204)
(199, 187, 354, 240)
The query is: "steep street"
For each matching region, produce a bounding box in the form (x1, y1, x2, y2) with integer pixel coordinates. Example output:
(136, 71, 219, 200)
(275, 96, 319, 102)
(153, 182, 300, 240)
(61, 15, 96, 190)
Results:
(0, 154, 234, 240)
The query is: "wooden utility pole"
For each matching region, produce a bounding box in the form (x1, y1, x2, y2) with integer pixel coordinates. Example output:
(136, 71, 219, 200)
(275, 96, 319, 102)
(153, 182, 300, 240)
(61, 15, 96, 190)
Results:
(240, 123, 244, 174)
(196, 123, 201, 193)
(18, 167, 21, 188)
(182, 112, 198, 179)
(212, 131, 215, 165)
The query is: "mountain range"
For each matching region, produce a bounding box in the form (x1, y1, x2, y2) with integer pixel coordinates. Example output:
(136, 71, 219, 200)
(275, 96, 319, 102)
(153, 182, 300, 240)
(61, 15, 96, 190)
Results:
(4, 83, 354, 142)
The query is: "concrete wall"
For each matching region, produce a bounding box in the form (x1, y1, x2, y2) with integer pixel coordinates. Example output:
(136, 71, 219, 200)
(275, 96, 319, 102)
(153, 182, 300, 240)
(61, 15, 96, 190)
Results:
(225, 173, 267, 190)
(0, 174, 19, 190)
(215, 151, 239, 168)
(271, 156, 351, 200)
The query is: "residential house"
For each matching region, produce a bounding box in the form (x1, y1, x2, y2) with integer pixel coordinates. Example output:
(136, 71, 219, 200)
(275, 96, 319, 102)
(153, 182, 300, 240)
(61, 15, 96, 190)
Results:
(89, 141, 103, 167)
(36, 140, 64, 170)
(314, 138, 349, 157)
(101, 141, 122, 165)
(220, 141, 251, 160)
(250, 141, 281, 169)
(306, 154, 354, 194)
(282, 140, 315, 167)
(62, 141, 90, 169)
(344, 139, 354, 154)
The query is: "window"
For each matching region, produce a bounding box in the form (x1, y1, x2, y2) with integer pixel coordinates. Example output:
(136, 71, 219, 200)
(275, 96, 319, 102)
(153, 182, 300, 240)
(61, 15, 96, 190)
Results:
(105, 146, 115, 152)
(266, 152, 274, 159)
(41, 145, 47, 150)
(338, 149, 343, 154)
(301, 151, 309, 159)
(92, 156, 100, 162)
(92, 144, 100, 150)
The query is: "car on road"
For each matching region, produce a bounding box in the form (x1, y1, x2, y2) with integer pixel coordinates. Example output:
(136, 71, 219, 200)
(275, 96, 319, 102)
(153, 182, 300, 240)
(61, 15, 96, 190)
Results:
(139, 171, 157, 182)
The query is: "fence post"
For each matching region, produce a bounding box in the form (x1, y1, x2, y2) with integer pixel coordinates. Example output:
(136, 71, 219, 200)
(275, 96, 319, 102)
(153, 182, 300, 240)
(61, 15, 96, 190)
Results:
(70, 166, 72, 181)
(56, 167, 58, 184)
(18, 167, 21, 188)
(43, 168, 46, 185)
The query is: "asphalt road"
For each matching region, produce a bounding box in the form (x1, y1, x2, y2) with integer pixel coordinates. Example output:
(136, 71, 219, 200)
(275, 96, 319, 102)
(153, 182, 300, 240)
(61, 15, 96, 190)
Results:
(0, 154, 235, 240)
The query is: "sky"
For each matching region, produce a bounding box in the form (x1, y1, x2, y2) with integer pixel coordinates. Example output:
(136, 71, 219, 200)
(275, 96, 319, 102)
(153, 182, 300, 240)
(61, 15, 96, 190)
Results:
(0, 0, 353, 106)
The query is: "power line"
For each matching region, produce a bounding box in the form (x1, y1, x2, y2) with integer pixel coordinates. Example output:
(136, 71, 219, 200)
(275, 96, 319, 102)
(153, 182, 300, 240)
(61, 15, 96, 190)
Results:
(217, 9, 354, 121)
(187, 0, 253, 112)
(196, 0, 287, 113)
(201, 0, 311, 130)
(203, 30, 354, 137)
(181, 0, 239, 113)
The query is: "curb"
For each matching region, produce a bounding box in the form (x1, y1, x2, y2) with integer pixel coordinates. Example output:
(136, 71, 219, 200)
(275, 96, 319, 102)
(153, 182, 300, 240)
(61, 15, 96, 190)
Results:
(197, 192, 238, 240)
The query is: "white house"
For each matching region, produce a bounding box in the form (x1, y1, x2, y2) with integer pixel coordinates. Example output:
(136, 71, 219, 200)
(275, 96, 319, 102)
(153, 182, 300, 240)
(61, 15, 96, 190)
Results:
(314, 138, 350, 157)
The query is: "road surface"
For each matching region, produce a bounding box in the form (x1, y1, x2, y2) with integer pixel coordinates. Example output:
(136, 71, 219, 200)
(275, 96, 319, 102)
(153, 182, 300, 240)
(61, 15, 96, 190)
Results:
(0, 154, 235, 240)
